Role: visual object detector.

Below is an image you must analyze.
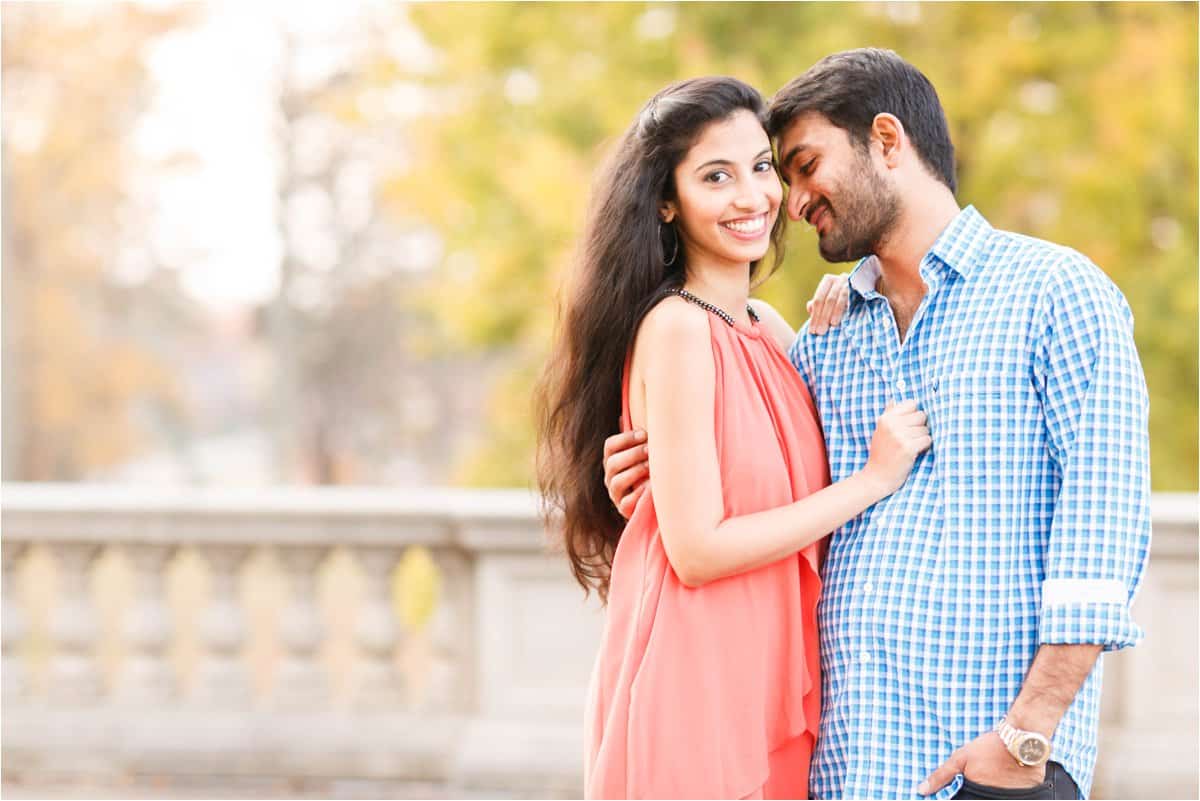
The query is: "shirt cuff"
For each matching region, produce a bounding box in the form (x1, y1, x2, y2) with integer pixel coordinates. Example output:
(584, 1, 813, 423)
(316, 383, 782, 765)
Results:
(1038, 579, 1143, 651)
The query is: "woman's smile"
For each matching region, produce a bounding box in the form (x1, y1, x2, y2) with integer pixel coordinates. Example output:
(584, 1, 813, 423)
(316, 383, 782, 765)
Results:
(720, 212, 770, 239)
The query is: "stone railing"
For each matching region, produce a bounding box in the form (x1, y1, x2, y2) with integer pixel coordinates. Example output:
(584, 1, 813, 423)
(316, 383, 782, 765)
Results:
(1, 486, 1196, 799)
(1, 485, 604, 796)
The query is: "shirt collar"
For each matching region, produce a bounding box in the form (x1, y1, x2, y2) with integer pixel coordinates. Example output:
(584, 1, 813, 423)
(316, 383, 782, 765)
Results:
(846, 205, 992, 304)
(927, 205, 992, 278)
(848, 256, 883, 301)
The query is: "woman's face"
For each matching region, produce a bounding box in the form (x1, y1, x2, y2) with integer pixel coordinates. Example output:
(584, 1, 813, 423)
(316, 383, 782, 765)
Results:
(662, 109, 782, 271)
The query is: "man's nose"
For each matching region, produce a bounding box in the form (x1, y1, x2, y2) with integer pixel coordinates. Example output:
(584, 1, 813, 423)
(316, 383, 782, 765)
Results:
(787, 188, 809, 222)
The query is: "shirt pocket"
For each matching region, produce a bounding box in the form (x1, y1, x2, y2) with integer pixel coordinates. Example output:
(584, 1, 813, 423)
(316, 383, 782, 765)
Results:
(928, 370, 1039, 483)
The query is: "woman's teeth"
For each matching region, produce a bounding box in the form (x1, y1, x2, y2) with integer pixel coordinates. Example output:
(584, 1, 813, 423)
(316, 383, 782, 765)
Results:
(722, 215, 766, 234)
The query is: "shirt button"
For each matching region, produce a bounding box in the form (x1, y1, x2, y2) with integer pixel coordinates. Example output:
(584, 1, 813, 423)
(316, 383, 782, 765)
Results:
(896, 377, 908, 391)
(861, 651, 872, 664)
(863, 581, 875, 593)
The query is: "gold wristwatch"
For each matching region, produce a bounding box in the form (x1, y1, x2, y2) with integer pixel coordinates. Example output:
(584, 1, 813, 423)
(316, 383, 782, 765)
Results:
(994, 717, 1051, 767)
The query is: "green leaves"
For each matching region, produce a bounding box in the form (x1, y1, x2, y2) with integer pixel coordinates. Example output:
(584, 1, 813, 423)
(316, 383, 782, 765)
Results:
(396, 2, 1197, 490)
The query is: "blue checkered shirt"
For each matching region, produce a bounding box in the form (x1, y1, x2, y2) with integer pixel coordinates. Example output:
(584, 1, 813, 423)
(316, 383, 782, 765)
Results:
(788, 206, 1151, 800)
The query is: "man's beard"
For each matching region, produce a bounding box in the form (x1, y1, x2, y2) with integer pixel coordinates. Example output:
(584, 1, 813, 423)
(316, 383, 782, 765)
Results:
(816, 152, 901, 264)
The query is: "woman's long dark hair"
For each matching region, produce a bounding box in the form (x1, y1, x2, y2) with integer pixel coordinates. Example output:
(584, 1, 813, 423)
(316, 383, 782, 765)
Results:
(534, 77, 787, 603)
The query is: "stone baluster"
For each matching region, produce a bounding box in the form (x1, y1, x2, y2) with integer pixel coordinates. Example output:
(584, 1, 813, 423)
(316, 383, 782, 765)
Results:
(193, 544, 252, 704)
(2, 540, 29, 700)
(47, 542, 104, 703)
(119, 543, 178, 702)
(425, 546, 477, 714)
(273, 544, 330, 706)
(352, 545, 403, 708)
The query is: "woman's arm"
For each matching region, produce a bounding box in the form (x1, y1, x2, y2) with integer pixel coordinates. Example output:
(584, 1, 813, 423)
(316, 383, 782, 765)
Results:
(601, 284, 850, 522)
(640, 298, 928, 588)
(748, 274, 851, 352)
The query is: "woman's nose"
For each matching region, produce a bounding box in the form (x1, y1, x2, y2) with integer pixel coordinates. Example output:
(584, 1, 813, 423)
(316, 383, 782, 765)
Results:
(733, 184, 766, 210)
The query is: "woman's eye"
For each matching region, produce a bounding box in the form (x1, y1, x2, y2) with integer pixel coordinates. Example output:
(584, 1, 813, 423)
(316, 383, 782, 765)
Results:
(754, 160, 774, 173)
(706, 170, 731, 184)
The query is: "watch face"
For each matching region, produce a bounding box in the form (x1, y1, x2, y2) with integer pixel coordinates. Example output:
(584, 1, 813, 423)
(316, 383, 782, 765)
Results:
(1017, 737, 1048, 764)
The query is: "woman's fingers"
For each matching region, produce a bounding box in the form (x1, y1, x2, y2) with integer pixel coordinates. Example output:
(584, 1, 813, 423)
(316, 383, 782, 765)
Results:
(830, 278, 851, 327)
(808, 274, 838, 334)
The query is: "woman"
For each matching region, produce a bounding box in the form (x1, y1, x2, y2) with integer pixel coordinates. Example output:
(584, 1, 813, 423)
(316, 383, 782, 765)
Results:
(534, 77, 929, 800)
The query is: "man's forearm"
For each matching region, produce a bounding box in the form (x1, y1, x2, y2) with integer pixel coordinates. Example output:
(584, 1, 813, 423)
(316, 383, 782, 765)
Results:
(1006, 643, 1103, 738)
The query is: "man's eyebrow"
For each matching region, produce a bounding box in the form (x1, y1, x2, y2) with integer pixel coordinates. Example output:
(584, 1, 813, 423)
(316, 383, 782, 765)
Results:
(780, 142, 810, 171)
(694, 149, 774, 173)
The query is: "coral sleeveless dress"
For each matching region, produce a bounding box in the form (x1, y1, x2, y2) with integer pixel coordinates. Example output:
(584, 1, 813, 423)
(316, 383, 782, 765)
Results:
(584, 300, 830, 800)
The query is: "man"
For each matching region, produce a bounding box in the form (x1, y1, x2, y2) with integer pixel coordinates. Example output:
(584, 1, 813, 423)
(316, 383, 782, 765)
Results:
(601, 49, 1150, 800)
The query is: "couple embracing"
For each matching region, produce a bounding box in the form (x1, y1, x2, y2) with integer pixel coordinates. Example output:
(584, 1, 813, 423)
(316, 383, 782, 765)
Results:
(536, 49, 1150, 801)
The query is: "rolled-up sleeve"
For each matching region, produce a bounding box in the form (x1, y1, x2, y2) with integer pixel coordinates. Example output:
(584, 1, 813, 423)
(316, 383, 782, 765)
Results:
(1032, 253, 1152, 651)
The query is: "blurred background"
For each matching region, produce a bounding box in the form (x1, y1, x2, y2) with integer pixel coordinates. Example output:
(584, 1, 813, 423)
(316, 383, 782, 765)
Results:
(1, 2, 1196, 799)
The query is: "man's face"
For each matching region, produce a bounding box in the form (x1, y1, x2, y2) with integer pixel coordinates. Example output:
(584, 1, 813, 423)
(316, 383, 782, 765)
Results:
(775, 112, 900, 263)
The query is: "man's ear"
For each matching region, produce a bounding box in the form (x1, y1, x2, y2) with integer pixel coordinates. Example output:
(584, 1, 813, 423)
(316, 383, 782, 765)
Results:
(871, 113, 905, 167)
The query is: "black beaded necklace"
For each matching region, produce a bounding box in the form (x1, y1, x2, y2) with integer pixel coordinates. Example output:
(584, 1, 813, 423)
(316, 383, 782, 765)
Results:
(666, 287, 759, 328)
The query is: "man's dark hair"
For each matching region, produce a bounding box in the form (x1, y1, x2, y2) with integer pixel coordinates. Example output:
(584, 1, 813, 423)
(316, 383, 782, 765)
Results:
(768, 48, 957, 193)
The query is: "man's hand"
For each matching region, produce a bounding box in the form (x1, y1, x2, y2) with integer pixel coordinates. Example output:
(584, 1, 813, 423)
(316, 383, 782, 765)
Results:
(918, 731, 1046, 796)
(603, 428, 649, 519)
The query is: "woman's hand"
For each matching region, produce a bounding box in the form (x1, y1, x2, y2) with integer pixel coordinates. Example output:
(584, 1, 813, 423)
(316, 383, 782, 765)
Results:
(805, 272, 851, 335)
(860, 400, 931, 497)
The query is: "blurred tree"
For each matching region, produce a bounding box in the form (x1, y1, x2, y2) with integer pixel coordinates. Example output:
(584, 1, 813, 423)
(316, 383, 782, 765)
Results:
(266, 25, 407, 484)
(261, 15, 488, 485)
(392, 1, 1197, 491)
(2, 4, 196, 480)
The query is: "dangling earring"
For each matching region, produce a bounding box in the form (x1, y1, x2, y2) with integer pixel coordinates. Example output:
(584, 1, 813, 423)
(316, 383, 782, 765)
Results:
(659, 220, 679, 266)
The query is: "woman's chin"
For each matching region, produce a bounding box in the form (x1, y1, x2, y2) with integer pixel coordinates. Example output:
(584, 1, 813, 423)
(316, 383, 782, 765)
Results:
(718, 234, 772, 263)
(741, 244, 772, 263)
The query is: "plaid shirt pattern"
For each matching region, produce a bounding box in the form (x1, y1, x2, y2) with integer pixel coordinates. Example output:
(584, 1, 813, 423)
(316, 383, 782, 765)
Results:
(789, 206, 1151, 800)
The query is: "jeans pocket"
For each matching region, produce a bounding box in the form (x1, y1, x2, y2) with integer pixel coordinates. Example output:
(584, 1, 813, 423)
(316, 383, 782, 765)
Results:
(955, 777, 1053, 800)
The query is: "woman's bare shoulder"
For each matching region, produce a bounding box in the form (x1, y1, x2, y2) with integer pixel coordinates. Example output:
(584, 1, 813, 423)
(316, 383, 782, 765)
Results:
(748, 298, 796, 351)
(643, 294, 709, 335)
(628, 297, 711, 428)
(629, 293, 710, 368)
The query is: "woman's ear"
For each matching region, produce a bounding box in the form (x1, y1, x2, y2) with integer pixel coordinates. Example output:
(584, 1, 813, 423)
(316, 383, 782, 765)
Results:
(659, 202, 678, 224)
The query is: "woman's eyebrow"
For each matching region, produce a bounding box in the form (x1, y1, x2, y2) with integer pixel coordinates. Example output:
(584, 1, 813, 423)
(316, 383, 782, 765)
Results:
(693, 149, 774, 173)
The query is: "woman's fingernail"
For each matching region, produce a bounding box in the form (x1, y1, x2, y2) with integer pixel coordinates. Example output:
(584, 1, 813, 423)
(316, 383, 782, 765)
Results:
(634, 430, 646, 441)
(917, 782, 930, 795)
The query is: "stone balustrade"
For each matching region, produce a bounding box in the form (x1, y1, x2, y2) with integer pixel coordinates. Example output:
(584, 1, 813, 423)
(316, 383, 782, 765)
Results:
(0, 485, 1195, 798)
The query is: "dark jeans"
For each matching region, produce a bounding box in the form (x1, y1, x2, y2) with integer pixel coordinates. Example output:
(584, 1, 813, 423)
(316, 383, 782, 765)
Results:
(953, 762, 1080, 800)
